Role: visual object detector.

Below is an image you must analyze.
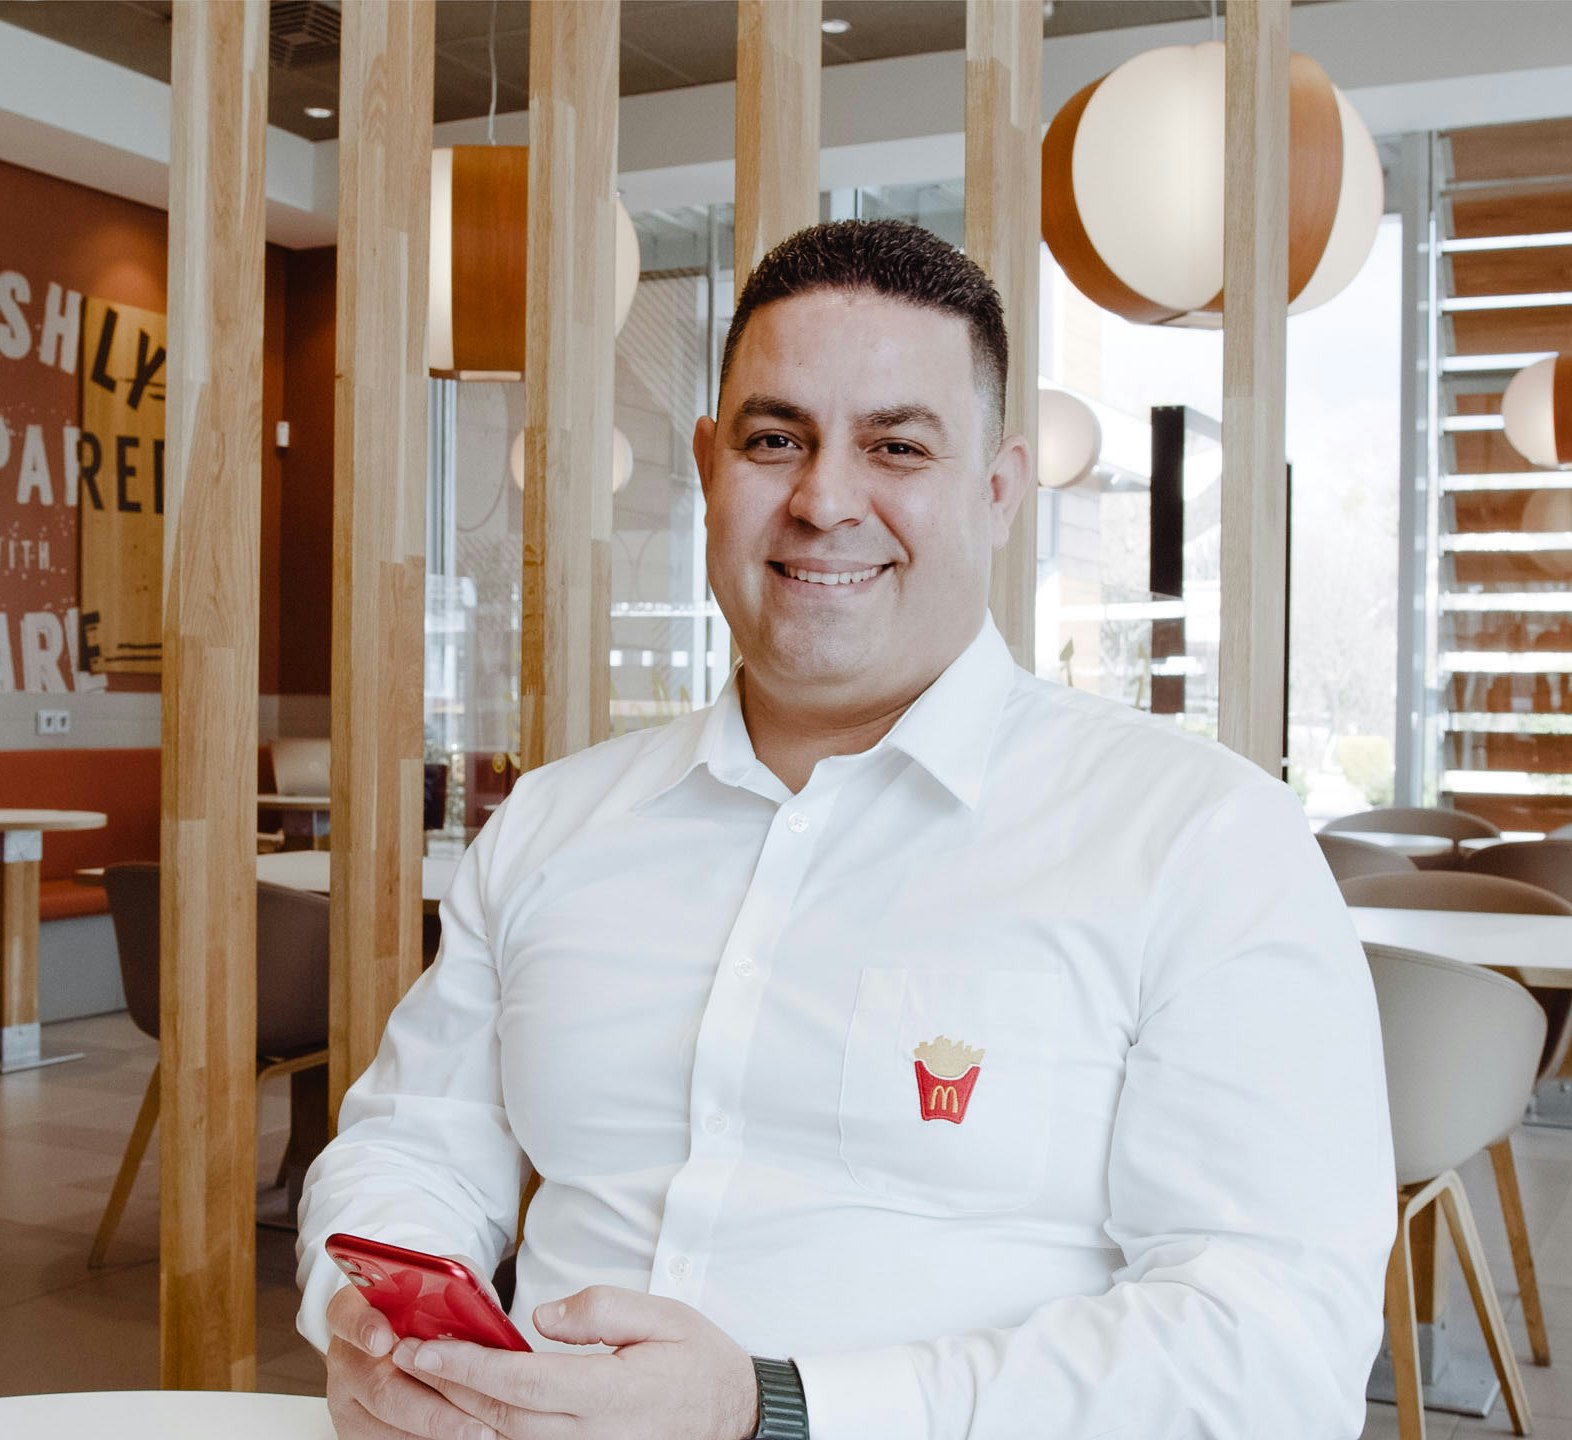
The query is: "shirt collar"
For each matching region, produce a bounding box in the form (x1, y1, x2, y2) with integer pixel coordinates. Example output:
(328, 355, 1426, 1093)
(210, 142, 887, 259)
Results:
(638, 612, 1018, 811)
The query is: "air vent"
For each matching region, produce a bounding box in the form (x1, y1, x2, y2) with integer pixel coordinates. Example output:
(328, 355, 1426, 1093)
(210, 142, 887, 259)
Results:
(270, 0, 340, 70)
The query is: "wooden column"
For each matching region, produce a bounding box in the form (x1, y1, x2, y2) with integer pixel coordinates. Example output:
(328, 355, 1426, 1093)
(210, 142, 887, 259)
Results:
(734, 0, 822, 289)
(330, 0, 434, 1115)
(161, 0, 268, 1389)
(965, 0, 1041, 670)
(520, 0, 620, 771)
(1218, 0, 1290, 773)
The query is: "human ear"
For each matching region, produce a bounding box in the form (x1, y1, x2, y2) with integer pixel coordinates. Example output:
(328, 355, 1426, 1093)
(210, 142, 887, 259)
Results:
(693, 415, 717, 504)
(986, 433, 1032, 548)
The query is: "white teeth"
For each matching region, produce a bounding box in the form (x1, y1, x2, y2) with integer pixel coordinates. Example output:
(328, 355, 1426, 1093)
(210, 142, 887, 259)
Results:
(783, 565, 884, 586)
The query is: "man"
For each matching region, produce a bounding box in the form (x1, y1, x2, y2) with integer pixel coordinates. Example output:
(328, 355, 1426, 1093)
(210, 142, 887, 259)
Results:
(298, 219, 1394, 1440)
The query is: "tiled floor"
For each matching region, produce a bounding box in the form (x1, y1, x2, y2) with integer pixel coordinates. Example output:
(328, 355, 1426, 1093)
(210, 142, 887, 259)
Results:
(5, 1013, 1572, 1437)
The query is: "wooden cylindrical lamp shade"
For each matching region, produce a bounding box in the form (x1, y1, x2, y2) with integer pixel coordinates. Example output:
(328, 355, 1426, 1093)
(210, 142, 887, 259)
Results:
(1041, 42, 1381, 326)
(1503, 354, 1572, 469)
(430, 145, 529, 378)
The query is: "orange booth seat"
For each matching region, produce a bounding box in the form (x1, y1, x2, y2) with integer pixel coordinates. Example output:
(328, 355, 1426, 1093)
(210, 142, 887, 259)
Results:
(0, 747, 161, 921)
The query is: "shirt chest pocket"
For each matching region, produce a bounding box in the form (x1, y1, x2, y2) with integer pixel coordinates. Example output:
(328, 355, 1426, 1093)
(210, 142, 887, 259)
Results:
(838, 967, 1059, 1216)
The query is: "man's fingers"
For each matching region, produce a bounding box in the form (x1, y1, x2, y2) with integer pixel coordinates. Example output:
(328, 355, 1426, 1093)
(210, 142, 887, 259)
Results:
(533, 1285, 689, 1348)
(327, 1283, 398, 1358)
(345, 1346, 499, 1440)
(392, 1340, 612, 1421)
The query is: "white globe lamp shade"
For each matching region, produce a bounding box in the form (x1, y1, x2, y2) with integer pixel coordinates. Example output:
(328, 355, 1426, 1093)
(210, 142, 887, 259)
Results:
(1037, 389, 1102, 489)
(1502, 355, 1572, 469)
(612, 427, 635, 494)
(509, 429, 526, 490)
(513, 427, 632, 493)
(615, 200, 640, 336)
(1522, 487, 1572, 579)
(1043, 42, 1382, 326)
(430, 148, 641, 375)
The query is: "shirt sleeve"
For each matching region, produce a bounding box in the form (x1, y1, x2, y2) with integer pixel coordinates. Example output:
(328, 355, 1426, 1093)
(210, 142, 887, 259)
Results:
(793, 778, 1396, 1440)
(294, 817, 527, 1353)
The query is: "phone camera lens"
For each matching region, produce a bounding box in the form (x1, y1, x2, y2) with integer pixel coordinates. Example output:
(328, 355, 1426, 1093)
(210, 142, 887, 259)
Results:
(348, 1274, 372, 1288)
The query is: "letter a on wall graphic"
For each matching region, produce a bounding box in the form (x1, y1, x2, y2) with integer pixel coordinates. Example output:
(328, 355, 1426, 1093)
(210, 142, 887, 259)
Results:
(79, 297, 165, 672)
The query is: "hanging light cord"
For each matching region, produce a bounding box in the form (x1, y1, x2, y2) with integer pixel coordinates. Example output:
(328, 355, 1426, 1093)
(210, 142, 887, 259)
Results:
(1210, 0, 1219, 43)
(486, 0, 499, 145)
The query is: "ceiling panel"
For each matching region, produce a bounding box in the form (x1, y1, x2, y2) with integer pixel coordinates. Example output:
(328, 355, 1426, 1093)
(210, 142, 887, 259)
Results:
(0, 0, 1342, 141)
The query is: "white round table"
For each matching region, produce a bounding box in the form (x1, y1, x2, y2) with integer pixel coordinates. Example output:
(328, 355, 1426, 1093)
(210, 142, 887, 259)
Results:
(0, 1390, 334, 1439)
(0, 808, 107, 1073)
(1329, 830, 1454, 860)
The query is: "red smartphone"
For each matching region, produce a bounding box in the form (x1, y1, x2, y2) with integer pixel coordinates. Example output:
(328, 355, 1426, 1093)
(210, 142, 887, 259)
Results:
(325, 1232, 531, 1351)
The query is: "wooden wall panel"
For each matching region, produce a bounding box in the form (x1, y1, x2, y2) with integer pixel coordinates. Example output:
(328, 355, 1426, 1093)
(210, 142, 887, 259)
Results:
(734, 0, 821, 290)
(1217, 0, 1290, 774)
(1450, 306, 1572, 356)
(520, 0, 619, 772)
(330, 0, 434, 1114)
(1449, 246, 1572, 298)
(1451, 187, 1572, 240)
(1447, 118, 1572, 183)
(160, 0, 267, 1390)
(965, 0, 1040, 670)
(1452, 430, 1536, 474)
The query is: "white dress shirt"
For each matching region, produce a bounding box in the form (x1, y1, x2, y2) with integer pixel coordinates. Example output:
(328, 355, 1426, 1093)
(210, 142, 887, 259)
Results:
(297, 613, 1394, 1440)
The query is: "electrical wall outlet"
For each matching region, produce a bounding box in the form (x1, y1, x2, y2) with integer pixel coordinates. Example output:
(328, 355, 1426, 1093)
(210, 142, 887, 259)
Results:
(36, 709, 71, 736)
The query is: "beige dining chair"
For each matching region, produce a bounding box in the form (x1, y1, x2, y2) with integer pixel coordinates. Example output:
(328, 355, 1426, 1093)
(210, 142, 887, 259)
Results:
(89, 863, 330, 1267)
(1323, 806, 1501, 870)
(1315, 832, 1419, 883)
(1466, 837, 1572, 902)
(1342, 867, 1571, 1371)
(1366, 942, 1539, 1440)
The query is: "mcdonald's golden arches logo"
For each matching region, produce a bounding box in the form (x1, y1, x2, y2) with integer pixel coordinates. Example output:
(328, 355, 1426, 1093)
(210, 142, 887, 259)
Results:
(913, 1035, 984, 1124)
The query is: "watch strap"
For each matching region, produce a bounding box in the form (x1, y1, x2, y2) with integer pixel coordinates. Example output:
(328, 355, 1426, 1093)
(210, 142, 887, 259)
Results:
(751, 1355, 809, 1440)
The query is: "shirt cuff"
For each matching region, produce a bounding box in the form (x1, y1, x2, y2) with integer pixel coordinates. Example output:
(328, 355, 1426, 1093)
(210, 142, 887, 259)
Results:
(793, 1344, 926, 1440)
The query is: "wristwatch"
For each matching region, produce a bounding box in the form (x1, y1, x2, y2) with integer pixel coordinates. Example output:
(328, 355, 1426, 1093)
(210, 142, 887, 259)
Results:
(751, 1356, 809, 1440)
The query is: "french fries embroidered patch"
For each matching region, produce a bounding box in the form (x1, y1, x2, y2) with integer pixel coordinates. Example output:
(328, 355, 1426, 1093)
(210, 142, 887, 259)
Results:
(913, 1035, 985, 1124)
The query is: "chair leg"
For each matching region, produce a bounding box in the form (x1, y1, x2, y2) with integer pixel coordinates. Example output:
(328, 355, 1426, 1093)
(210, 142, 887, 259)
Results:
(1490, 1137, 1551, 1366)
(1436, 1171, 1533, 1436)
(1387, 1188, 1428, 1440)
(88, 1061, 160, 1269)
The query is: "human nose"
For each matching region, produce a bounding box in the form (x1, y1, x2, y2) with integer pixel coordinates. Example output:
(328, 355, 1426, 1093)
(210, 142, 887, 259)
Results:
(786, 447, 867, 530)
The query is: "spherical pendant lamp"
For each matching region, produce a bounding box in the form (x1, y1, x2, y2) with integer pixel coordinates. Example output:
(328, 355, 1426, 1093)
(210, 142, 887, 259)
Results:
(509, 425, 634, 493)
(1502, 354, 1572, 469)
(1041, 42, 1383, 327)
(430, 146, 641, 379)
(1037, 389, 1102, 489)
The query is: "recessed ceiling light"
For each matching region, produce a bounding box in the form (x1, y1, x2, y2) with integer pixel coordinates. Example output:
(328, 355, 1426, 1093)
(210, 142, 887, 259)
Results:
(304, 105, 333, 120)
(821, 17, 850, 35)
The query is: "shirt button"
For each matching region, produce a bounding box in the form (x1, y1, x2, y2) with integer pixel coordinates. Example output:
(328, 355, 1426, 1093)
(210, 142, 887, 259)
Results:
(704, 1111, 729, 1134)
(734, 956, 757, 978)
(787, 811, 809, 833)
(666, 1255, 691, 1281)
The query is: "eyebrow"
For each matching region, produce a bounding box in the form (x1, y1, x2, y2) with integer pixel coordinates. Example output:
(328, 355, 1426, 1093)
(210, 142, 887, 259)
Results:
(730, 394, 951, 442)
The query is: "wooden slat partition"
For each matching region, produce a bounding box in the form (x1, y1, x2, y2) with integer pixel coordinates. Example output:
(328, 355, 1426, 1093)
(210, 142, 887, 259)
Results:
(1217, 0, 1290, 774)
(330, 0, 434, 1115)
(1448, 117, 1572, 182)
(734, 0, 822, 290)
(965, 0, 1041, 670)
(520, 0, 620, 772)
(161, 0, 268, 1389)
(1450, 246, 1572, 298)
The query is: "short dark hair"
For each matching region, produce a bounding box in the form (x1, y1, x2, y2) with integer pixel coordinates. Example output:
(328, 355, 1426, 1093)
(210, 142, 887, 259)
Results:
(719, 220, 1009, 448)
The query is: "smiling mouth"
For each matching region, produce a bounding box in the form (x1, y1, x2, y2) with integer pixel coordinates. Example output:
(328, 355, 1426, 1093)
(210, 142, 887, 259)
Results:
(768, 562, 893, 588)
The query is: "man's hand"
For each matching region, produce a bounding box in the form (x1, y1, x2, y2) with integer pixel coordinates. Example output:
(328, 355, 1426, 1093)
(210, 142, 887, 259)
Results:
(324, 1281, 495, 1440)
(389, 1285, 760, 1440)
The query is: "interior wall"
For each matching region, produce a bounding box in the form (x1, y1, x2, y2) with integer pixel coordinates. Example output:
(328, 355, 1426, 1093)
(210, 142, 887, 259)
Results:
(0, 157, 328, 748)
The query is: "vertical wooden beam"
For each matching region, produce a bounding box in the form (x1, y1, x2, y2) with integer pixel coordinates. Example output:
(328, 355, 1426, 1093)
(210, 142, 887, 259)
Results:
(734, 0, 822, 290)
(966, 0, 1041, 670)
(161, 0, 267, 1390)
(520, 0, 620, 771)
(330, 0, 434, 1115)
(1219, 0, 1291, 773)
